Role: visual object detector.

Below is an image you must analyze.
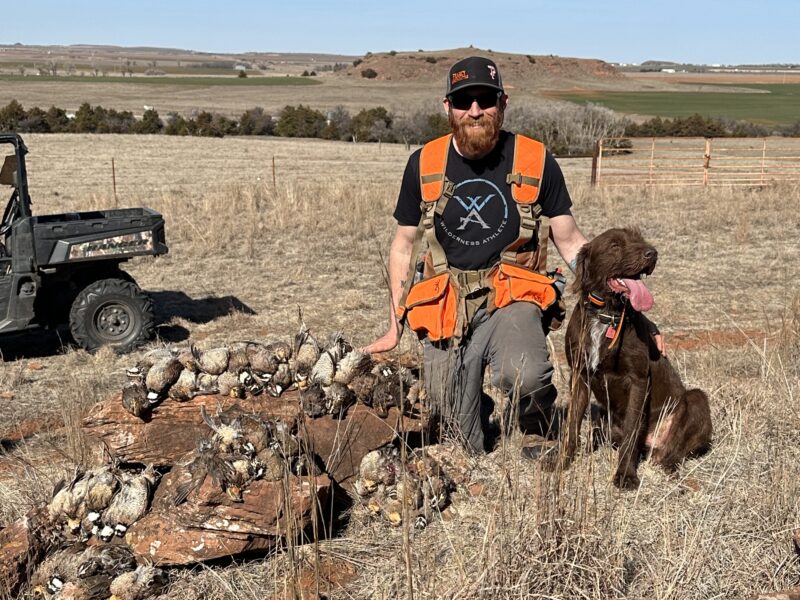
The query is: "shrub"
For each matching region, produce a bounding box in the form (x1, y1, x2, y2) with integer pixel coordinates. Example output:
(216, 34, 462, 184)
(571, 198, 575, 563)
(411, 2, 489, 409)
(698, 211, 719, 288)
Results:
(239, 107, 274, 136)
(425, 57, 437, 64)
(361, 68, 378, 79)
(237, 70, 247, 78)
(352, 59, 362, 67)
(389, 50, 397, 56)
(275, 104, 326, 138)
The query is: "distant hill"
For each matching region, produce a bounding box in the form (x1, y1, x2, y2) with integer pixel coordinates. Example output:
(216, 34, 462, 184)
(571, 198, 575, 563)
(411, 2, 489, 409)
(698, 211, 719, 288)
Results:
(339, 47, 622, 88)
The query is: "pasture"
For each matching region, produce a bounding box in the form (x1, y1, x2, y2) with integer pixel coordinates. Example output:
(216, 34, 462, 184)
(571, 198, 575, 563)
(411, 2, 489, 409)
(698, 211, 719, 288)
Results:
(1, 134, 799, 599)
(549, 84, 800, 125)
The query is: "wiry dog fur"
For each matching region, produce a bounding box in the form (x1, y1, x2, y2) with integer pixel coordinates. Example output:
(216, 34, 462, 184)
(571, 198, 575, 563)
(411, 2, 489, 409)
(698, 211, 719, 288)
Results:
(560, 228, 713, 489)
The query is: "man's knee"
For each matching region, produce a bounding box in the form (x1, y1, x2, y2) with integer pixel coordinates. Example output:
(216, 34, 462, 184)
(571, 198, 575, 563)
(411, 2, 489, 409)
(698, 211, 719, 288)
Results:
(491, 358, 554, 401)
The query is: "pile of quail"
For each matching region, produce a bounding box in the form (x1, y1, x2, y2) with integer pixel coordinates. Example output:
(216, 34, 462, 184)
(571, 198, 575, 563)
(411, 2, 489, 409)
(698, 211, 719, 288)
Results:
(174, 405, 320, 504)
(123, 322, 426, 421)
(354, 445, 454, 530)
(31, 543, 167, 600)
(47, 463, 158, 543)
(40, 464, 166, 598)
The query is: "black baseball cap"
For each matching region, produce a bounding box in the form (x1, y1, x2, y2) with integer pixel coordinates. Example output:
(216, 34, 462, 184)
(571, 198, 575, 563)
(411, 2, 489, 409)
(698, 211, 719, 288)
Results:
(446, 56, 504, 96)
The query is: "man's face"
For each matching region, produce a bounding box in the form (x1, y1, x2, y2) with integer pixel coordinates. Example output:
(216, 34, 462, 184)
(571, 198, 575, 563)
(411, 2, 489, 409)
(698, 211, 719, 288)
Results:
(444, 87, 507, 159)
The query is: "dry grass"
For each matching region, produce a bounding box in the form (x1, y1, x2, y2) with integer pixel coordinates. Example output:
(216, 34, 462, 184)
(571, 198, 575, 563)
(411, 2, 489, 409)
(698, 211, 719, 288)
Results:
(1, 134, 799, 599)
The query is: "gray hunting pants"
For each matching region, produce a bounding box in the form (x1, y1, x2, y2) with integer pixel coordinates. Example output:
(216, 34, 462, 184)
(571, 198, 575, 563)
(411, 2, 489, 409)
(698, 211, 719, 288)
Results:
(423, 301, 557, 453)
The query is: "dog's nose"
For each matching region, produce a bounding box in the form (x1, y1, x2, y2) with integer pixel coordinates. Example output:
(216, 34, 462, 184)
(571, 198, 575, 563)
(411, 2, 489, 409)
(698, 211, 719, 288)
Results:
(644, 248, 657, 260)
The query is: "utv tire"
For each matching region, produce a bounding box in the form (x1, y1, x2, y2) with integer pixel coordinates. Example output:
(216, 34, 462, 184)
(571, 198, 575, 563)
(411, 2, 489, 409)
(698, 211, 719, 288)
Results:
(69, 278, 154, 353)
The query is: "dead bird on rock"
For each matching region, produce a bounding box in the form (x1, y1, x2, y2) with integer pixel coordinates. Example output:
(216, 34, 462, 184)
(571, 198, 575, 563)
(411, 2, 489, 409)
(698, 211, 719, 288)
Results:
(175, 439, 252, 503)
(265, 362, 293, 397)
(191, 345, 230, 376)
(292, 317, 321, 388)
(309, 332, 352, 386)
(100, 465, 158, 540)
(144, 356, 182, 402)
(121, 381, 149, 418)
(109, 565, 169, 600)
(325, 382, 356, 419)
(300, 384, 327, 418)
(201, 405, 244, 453)
(333, 349, 373, 385)
(227, 341, 251, 373)
(47, 467, 87, 534)
(167, 368, 199, 402)
(355, 446, 400, 497)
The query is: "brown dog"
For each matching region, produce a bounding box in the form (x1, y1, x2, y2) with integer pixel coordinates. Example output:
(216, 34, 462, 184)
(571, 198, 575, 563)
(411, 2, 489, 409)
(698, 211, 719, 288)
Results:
(560, 228, 712, 489)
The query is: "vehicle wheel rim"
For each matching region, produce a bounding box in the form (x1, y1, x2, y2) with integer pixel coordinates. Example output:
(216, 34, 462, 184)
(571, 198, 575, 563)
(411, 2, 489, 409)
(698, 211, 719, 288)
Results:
(95, 303, 134, 341)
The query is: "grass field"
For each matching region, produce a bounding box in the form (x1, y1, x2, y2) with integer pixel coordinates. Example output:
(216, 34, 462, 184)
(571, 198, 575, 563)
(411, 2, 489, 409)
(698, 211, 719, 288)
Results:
(0, 74, 322, 87)
(1, 134, 799, 599)
(550, 84, 800, 125)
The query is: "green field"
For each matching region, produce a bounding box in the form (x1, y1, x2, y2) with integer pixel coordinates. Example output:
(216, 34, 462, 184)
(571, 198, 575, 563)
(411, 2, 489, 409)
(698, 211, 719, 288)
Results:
(0, 74, 322, 87)
(551, 84, 800, 125)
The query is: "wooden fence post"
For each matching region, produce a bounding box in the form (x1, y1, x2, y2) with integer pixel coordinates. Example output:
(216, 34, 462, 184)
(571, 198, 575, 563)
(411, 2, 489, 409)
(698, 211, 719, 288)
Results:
(760, 137, 767, 185)
(703, 138, 712, 187)
(595, 139, 604, 186)
(590, 139, 600, 186)
(648, 138, 656, 185)
(111, 157, 118, 207)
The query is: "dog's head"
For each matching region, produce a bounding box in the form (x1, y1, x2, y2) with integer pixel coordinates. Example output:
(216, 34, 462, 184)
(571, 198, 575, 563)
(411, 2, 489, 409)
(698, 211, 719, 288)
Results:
(573, 228, 657, 312)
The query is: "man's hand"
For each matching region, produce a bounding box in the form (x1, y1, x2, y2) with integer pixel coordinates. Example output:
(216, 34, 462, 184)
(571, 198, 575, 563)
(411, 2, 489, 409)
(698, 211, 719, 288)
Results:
(363, 323, 402, 355)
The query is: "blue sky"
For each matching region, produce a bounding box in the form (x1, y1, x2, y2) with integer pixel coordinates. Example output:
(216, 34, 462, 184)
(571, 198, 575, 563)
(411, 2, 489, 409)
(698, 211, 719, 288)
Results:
(2, 0, 797, 65)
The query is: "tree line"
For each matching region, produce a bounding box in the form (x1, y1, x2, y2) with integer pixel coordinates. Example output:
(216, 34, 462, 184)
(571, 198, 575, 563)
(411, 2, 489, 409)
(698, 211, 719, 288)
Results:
(0, 100, 797, 157)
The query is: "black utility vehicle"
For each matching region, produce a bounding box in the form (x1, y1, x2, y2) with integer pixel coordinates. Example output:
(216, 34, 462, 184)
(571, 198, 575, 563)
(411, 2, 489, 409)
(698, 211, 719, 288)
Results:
(0, 133, 167, 353)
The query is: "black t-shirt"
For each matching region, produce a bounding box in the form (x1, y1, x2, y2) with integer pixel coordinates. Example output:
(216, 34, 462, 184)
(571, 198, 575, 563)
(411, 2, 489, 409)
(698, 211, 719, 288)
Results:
(394, 131, 573, 270)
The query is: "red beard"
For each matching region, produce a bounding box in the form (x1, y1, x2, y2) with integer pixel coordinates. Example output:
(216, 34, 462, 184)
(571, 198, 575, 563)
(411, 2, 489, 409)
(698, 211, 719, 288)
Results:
(449, 109, 502, 159)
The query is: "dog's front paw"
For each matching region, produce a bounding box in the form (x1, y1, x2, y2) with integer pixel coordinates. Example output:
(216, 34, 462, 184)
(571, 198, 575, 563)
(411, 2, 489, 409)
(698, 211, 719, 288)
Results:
(612, 470, 640, 490)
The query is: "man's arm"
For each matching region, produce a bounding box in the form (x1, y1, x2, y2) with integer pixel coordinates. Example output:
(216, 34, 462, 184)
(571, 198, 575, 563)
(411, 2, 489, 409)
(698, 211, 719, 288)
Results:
(549, 213, 588, 267)
(363, 224, 417, 354)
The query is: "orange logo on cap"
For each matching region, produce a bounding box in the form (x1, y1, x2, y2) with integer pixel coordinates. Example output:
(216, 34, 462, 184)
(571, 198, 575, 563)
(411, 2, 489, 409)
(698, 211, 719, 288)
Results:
(451, 70, 469, 84)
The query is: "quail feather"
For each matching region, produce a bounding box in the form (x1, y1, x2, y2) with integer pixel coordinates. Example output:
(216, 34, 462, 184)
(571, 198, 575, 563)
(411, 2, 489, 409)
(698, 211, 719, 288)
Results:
(191, 345, 230, 376)
(83, 465, 119, 513)
(235, 411, 272, 455)
(168, 368, 198, 401)
(325, 382, 356, 419)
(100, 465, 158, 539)
(265, 340, 293, 362)
(121, 381, 149, 418)
(109, 565, 169, 600)
(293, 325, 321, 381)
(144, 356, 182, 395)
(333, 349, 373, 385)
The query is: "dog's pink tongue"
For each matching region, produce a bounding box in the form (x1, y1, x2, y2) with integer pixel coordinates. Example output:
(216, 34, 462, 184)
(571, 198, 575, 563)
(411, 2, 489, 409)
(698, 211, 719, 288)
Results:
(620, 278, 654, 312)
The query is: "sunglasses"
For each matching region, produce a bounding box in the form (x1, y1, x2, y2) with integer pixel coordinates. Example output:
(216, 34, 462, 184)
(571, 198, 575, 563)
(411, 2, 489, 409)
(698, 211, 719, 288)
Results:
(448, 90, 501, 111)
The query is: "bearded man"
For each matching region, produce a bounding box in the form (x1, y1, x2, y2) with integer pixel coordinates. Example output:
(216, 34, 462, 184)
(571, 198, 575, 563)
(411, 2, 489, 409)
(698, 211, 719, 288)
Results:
(365, 56, 589, 456)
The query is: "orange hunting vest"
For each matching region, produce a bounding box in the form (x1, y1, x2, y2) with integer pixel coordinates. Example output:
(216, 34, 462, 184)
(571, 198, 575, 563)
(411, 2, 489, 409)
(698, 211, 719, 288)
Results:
(396, 134, 559, 343)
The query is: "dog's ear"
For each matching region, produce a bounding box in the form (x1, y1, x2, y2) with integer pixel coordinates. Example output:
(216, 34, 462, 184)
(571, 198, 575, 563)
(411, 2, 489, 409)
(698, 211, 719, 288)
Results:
(571, 243, 591, 294)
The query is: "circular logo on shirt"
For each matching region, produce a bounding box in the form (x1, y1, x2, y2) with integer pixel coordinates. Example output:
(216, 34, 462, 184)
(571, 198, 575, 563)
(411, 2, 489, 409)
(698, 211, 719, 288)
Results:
(439, 178, 509, 247)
